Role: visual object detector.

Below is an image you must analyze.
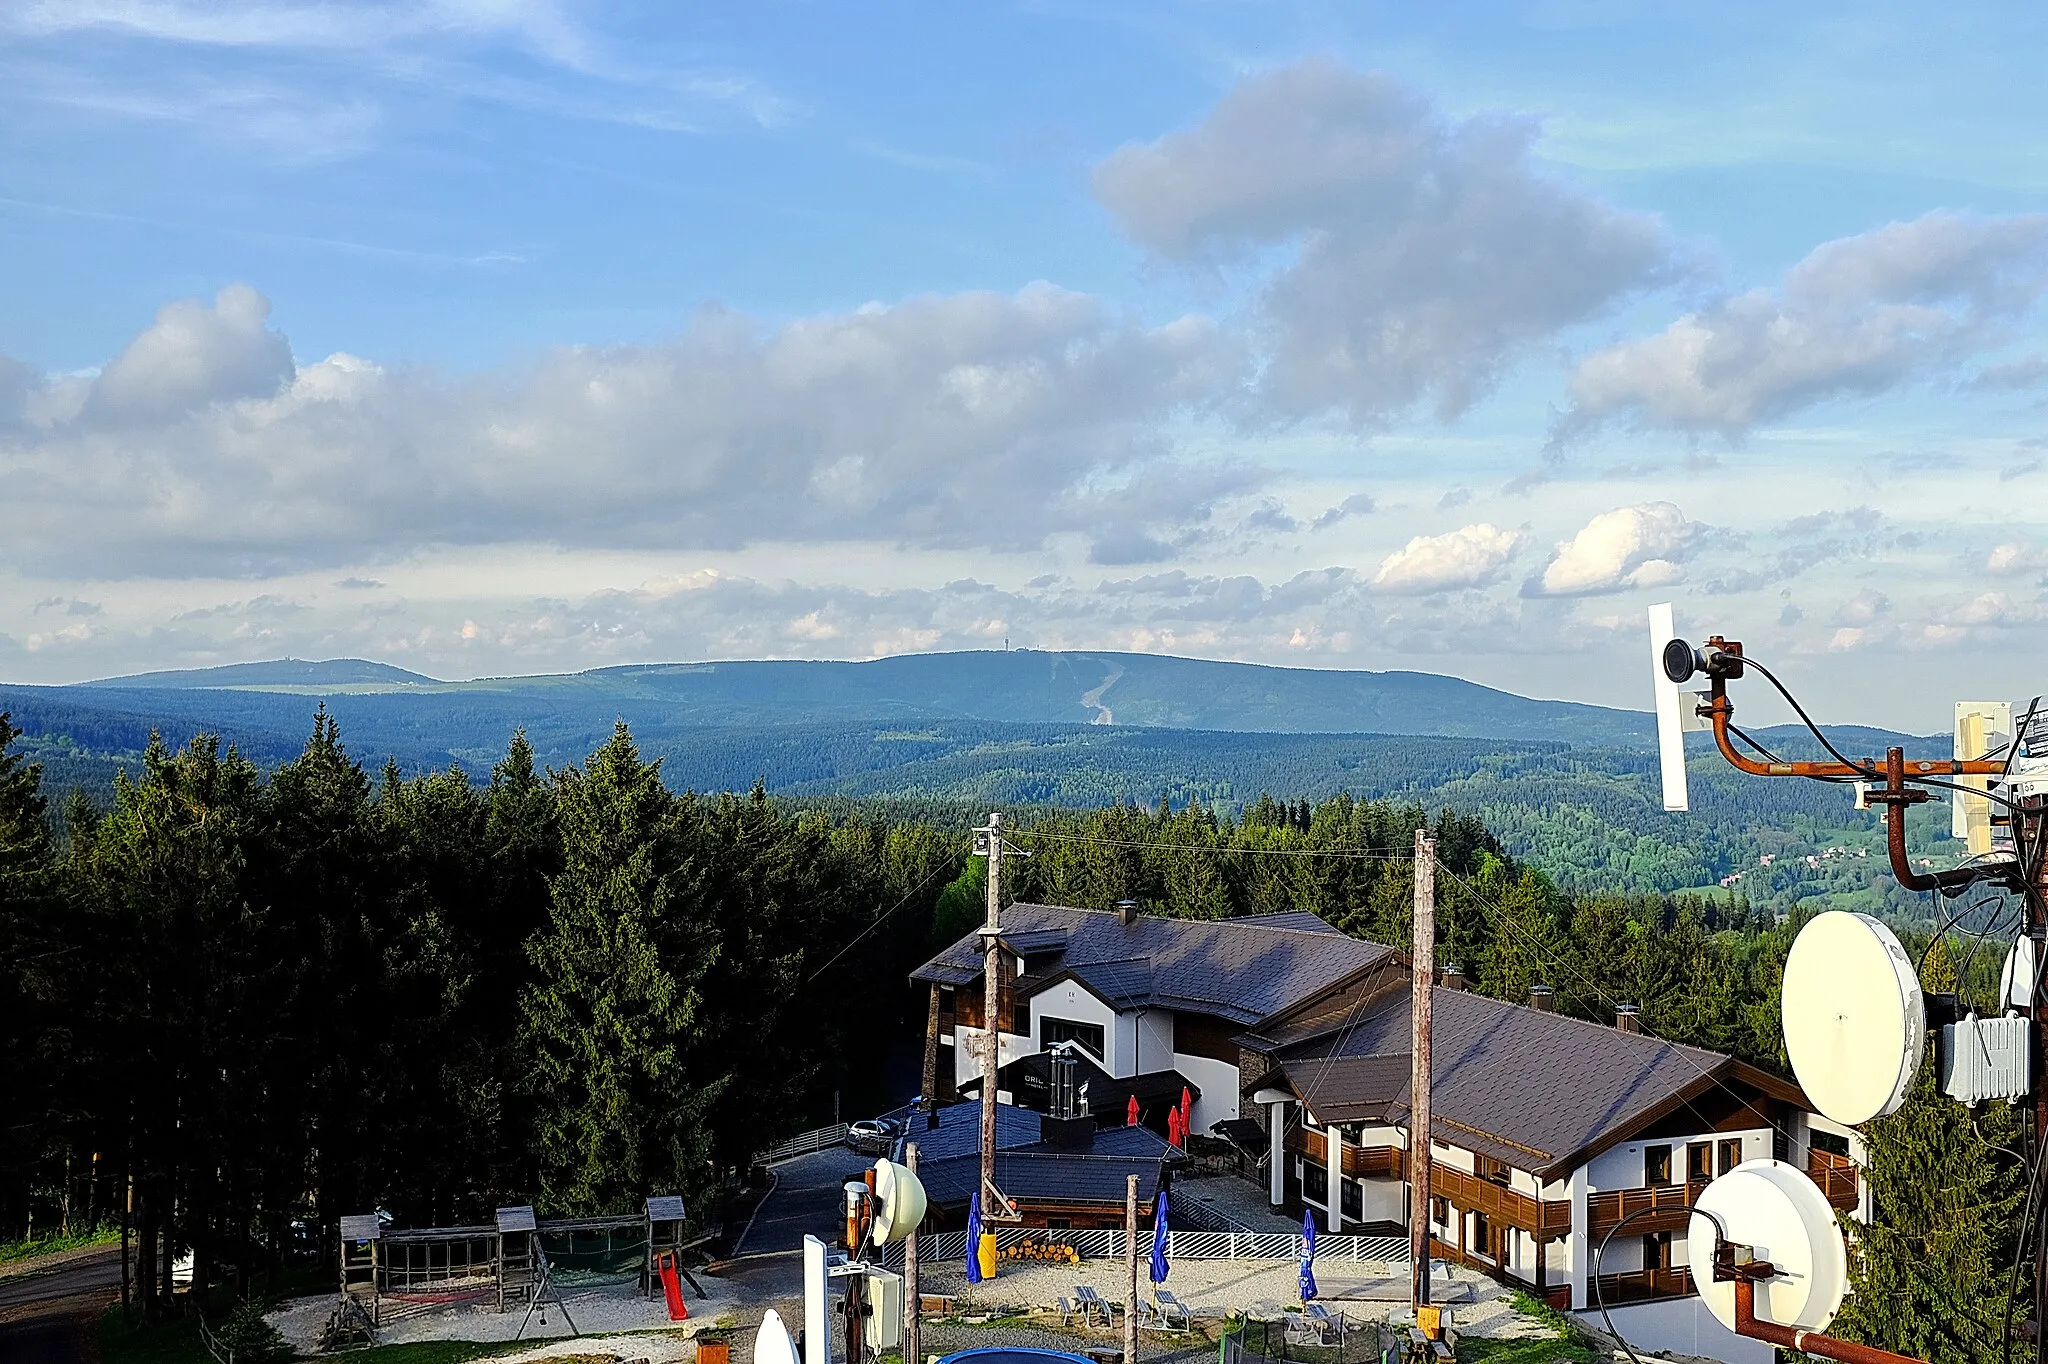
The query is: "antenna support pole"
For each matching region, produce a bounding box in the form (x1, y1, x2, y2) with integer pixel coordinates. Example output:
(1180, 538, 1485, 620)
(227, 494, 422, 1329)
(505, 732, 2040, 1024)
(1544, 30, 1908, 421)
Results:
(1409, 827, 1436, 1312)
(974, 812, 1019, 1222)
(1718, 1257, 1921, 1364)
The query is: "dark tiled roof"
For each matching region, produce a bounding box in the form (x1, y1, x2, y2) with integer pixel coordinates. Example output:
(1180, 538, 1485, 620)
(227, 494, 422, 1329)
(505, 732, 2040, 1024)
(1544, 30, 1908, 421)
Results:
(915, 1151, 1165, 1210)
(895, 1101, 1044, 1163)
(912, 903, 1393, 1027)
(1275, 985, 1793, 1181)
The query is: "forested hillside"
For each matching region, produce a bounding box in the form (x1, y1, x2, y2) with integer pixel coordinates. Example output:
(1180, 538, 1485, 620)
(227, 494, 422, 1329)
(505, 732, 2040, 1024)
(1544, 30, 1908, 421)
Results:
(0, 706, 2019, 1357)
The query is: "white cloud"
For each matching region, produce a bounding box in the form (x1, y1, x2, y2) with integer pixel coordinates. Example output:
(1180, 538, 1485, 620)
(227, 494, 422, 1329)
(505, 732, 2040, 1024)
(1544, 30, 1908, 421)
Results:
(1563, 213, 2048, 437)
(1832, 588, 1891, 626)
(1371, 523, 1522, 594)
(0, 282, 1249, 576)
(1987, 543, 2048, 575)
(86, 284, 295, 423)
(1526, 501, 1699, 597)
(1092, 58, 1672, 423)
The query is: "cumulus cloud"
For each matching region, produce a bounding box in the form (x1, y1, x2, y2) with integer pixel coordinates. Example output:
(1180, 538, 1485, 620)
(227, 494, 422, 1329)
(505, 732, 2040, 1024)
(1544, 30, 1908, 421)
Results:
(86, 284, 296, 424)
(1525, 501, 1698, 597)
(1092, 58, 1672, 423)
(1988, 543, 2048, 575)
(1563, 213, 2048, 437)
(0, 282, 1248, 576)
(1371, 523, 1522, 594)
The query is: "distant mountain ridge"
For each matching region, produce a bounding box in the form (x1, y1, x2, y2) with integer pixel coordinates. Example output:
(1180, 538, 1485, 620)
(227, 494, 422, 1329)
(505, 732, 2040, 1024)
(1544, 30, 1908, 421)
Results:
(72, 648, 1659, 745)
(88, 658, 439, 689)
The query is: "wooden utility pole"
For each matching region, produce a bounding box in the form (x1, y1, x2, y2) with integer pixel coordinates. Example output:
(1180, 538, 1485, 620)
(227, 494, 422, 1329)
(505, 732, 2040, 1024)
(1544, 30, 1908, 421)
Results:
(2028, 795, 2048, 1349)
(922, 984, 942, 1112)
(1409, 828, 1436, 1311)
(1123, 1175, 1139, 1364)
(974, 813, 1017, 1221)
(903, 1144, 921, 1364)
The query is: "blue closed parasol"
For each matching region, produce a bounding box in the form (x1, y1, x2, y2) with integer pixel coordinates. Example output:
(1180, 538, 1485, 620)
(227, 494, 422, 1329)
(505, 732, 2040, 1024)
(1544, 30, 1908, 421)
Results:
(1298, 1206, 1318, 1302)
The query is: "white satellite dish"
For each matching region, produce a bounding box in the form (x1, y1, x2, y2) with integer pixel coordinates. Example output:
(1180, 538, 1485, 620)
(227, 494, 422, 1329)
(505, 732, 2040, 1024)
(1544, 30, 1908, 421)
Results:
(756, 1308, 801, 1364)
(1689, 1160, 1849, 1334)
(1648, 602, 1691, 812)
(1781, 912, 1924, 1125)
(870, 1158, 928, 1246)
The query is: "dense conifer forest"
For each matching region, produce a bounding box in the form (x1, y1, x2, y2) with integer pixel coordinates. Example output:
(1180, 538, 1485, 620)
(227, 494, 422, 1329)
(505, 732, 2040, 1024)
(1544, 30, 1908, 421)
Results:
(0, 707, 2024, 1359)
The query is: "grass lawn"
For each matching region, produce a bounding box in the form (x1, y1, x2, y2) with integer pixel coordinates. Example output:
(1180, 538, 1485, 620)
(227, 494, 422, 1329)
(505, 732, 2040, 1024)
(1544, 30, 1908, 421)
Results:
(0, 1224, 121, 1265)
(96, 1303, 685, 1364)
(1453, 1291, 1599, 1363)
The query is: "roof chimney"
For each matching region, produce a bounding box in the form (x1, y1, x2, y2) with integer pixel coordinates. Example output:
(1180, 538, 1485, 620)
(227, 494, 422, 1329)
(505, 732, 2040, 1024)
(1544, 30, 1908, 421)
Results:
(1440, 963, 1468, 991)
(1116, 899, 1141, 926)
(1529, 984, 1555, 1012)
(1616, 1004, 1643, 1034)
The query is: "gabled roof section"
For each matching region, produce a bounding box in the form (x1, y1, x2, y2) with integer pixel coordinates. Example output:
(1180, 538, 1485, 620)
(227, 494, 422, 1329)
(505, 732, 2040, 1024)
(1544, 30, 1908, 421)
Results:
(911, 902, 1395, 1027)
(1273, 984, 1809, 1182)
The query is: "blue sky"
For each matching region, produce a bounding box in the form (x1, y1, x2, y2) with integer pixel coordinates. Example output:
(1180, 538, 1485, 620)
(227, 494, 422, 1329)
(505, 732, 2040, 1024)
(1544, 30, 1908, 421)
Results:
(4, 1, 2047, 727)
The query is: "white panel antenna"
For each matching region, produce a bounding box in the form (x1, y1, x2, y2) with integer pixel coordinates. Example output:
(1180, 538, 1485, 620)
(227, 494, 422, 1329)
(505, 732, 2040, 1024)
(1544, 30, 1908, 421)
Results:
(1953, 701, 2013, 854)
(1648, 603, 1701, 812)
(756, 1309, 801, 1364)
(1780, 912, 1924, 1125)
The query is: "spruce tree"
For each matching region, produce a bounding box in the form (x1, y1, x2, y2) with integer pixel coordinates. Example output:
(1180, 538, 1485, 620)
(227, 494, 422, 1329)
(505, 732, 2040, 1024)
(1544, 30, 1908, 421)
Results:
(522, 723, 717, 1213)
(1830, 940, 2027, 1362)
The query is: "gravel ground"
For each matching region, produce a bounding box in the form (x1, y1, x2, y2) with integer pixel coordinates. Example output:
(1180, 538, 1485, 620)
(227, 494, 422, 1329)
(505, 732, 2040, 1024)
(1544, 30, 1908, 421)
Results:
(916, 1255, 1553, 1344)
(1168, 1177, 1309, 1236)
(268, 1278, 745, 1356)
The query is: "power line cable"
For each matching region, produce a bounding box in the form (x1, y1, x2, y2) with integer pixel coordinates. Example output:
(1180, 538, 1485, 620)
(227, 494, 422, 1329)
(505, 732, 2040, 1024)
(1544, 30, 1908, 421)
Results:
(1432, 859, 1800, 1152)
(803, 859, 962, 985)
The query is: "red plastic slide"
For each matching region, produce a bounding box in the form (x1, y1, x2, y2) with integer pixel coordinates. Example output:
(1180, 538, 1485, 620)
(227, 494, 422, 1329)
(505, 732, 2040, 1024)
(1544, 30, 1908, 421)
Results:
(656, 1251, 689, 1320)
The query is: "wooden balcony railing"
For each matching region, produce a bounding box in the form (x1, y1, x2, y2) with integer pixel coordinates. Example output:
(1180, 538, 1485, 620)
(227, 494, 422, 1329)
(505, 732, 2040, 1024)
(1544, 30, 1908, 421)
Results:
(1283, 1131, 1567, 1236)
(1290, 1129, 1408, 1180)
(1595, 1266, 1696, 1304)
(1433, 1161, 1573, 1238)
(1587, 1180, 1707, 1236)
(1809, 1150, 1860, 1210)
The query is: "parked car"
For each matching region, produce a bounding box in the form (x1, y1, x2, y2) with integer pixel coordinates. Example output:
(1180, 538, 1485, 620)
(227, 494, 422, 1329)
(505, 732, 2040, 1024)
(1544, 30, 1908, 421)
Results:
(846, 1118, 901, 1154)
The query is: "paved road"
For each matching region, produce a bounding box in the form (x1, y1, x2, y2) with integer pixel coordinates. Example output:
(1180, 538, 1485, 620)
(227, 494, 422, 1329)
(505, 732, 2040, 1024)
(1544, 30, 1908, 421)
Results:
(0, 1247, 127, 1364)
(734, 1146, 874, 1260)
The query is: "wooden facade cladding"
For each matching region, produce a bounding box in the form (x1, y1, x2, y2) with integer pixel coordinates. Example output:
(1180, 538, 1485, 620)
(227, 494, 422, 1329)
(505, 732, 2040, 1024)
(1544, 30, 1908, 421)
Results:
(1173, 1011, 1242, 1064)
(1284, 1130, 1568, 1239)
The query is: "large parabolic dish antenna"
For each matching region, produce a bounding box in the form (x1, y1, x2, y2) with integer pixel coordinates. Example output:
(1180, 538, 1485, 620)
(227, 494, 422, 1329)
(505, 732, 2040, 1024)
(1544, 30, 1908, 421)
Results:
(1689, 1160, 1849, 1334)
(1781, 911, 1924, 1125)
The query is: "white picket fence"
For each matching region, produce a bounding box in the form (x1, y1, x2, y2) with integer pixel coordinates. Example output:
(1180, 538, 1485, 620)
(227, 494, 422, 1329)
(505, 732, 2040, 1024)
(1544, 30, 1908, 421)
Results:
(881, 1228, 1407, 1269)
(754, 1123, 850, 1166)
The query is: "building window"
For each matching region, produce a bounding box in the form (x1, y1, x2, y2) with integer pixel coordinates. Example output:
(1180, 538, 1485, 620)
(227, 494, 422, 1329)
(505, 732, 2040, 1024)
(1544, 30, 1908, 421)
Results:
(1475, 1155, 1509, 1186)
(1645, 1144, 1673, 1186)
(1719, 1138, 1743, 1175)
(1303, 1162, 1329, 1204)
(1812, 1129, 1850, 1158)
(1686, 1142, 1712, 1183)
(1040, 1016, 1105, 1061)
(1431, 1197, 1448, 1226)
(1471, 1211, 1492, 1259)
(1341, 1178, 1362, 1221)
(1645, 1231, 1671, 1270)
